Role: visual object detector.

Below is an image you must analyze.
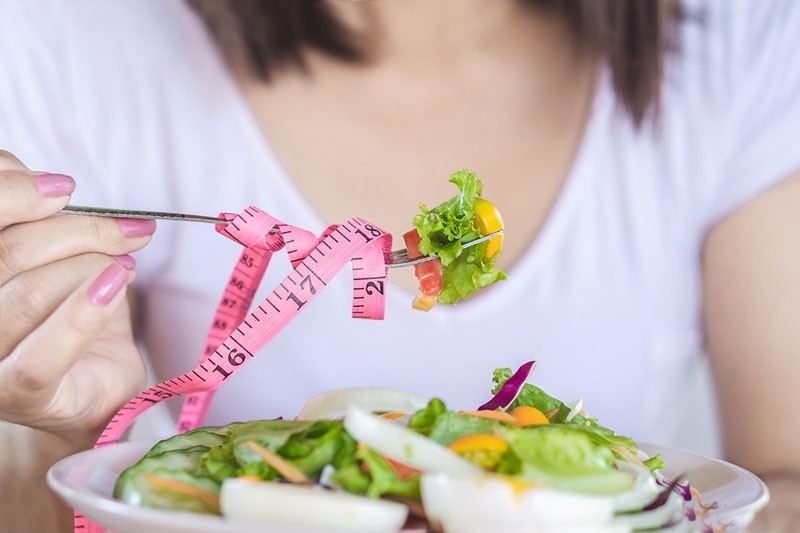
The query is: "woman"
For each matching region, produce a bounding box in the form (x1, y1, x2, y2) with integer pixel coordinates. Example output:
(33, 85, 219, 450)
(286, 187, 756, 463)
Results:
(0, 0, 798, 530)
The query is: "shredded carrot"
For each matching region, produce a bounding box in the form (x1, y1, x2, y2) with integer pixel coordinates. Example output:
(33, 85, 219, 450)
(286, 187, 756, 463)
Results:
(691, 486, 718, 512)
(244, 441, 309, 483)
(237, 474, 261, 482)
(610, 446, 647, 470)
(379, 411, 407, 420)
(458, 410, 517, 423)
(544, 408, 559, 419)
(142, 473, 220, 512)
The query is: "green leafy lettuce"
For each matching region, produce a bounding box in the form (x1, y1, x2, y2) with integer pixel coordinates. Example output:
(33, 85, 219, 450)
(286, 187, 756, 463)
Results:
(426, 410, 511, 446)
(407, 398, 447, 436)
(492, 367, 637, 450)
(642, 454, 665, 474)
(497, 425, 636, 494)
(199, 418, 419, 502)
(413, 169, 506, 304)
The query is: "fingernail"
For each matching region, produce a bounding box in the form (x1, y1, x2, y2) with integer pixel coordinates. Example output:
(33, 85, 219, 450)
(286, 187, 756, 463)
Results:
(118, 218, 157, 238)
(34, 174, 76, 198)
(88, 264, 129, 306)
(113, 255, 136, 270)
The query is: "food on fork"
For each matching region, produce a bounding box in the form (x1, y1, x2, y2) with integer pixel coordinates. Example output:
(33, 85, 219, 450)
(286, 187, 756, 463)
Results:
(114, 362, 705, 532)
(404, 170, 506, 311)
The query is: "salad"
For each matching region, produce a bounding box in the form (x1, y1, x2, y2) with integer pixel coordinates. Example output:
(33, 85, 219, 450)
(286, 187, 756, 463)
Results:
(403, 169, 506, 310)
(114, 362, 709, 532)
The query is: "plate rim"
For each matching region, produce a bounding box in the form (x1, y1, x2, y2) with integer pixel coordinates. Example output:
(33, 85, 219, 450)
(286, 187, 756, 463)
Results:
(639, 441, 770, 521)
(48, 440, 771, 530)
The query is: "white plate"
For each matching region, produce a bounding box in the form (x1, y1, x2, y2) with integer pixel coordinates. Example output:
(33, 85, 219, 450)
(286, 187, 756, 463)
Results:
(48, 441, 768, 533)
(639, 443, 769, 531)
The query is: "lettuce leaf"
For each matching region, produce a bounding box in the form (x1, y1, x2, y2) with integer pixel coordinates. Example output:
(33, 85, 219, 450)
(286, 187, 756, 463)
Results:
(426, 411, 512, 446)
(355, 447, 421, 500)
(199, 440, 239, 482)
(407, 398, 447, 436)
(497, 426, 635, 494)
(492, 368, 637, 450)
(439, 240, 508, 304)
(413, 169, 506, 304)
(643, 454, 665, 474)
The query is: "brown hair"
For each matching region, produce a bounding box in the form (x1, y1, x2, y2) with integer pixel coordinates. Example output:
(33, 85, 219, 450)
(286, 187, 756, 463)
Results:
(189, 0, 682, 126)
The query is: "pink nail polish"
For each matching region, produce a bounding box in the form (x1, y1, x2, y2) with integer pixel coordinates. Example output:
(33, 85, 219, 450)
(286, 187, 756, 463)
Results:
(88, 264, 128, 305)
(113, 255, 136, 270)
(34, 174, 76, 198)
(118, 218, 157, 238)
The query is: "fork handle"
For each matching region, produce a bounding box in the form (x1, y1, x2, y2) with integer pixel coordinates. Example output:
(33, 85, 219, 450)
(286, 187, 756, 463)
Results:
(59, 205, 229, 225)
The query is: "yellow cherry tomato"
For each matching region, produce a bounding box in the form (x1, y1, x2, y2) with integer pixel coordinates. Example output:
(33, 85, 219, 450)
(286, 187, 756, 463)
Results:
(510, 406, 550, 427)
(448, 434, 509, 469)
(474, 198, 504, 259)
(448, 434, 509, 454)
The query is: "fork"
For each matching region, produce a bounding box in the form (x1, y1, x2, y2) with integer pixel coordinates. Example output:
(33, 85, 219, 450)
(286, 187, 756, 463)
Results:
(59, 205, 503, 269)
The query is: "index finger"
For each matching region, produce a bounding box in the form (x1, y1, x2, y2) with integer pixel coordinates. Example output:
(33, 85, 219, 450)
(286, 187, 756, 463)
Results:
(0, 150, 27, 171)
(0, 169, 76, 228)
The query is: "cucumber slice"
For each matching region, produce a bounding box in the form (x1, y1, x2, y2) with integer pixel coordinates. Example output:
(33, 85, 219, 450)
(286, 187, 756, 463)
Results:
(145, 429, 226, 458)
(118, 467, 221, 514)
(115, 446, 207, 499)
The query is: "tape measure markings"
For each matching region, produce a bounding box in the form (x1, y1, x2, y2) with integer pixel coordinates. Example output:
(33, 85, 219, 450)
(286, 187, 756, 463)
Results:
(77, 207, 391, 531)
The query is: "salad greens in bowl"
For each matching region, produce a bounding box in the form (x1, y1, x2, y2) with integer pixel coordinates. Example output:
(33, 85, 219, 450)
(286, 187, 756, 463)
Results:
(110, 362, 715, 532)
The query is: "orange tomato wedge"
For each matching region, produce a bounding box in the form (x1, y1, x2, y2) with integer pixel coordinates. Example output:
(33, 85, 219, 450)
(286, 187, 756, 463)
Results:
(474, 198, 504, 259)
(509, 406, 550, 427)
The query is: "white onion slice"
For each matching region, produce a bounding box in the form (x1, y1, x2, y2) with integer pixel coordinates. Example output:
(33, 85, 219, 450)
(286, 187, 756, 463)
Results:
(611, 492, 685, 531)
(421, 473, 624, 533)
(565, 398, 584, 423)
(297, 388, 428, 420)
(221, 479, 408, 532)
(343, 406, 481, 475)
(610, 462, 661, 512)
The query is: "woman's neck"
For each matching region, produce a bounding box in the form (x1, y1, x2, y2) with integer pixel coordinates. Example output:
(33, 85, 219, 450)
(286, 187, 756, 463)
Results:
(331, 0, 574, 73)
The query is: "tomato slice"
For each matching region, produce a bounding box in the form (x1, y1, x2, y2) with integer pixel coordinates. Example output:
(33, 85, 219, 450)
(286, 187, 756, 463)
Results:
(403, 229, 442, 311)
(360, 452, 421, 481)
(385, 457, 421, 480)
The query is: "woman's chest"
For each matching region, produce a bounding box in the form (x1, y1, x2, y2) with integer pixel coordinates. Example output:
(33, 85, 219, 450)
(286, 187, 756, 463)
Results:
(144, 141, 705, 441)
(237, 63, 595, 288)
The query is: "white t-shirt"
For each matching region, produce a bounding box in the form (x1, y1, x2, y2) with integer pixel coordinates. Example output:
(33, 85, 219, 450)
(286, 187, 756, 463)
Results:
(1, 0, 799, 457)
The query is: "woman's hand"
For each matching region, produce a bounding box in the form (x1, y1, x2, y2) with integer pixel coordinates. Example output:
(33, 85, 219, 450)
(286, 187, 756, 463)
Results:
(0, 150, 154, 443)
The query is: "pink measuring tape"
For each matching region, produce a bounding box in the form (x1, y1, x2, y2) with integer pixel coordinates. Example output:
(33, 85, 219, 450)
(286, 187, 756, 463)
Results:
(74, 206, 392, 532)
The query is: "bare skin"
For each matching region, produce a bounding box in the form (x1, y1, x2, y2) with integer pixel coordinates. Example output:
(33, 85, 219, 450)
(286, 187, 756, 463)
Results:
(0, 152, 150, 531)
(245, 0, 800, 527)
(241, 1, 596, 292)
(703, 172, 800, 530)
(1, 0, 797, 531)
